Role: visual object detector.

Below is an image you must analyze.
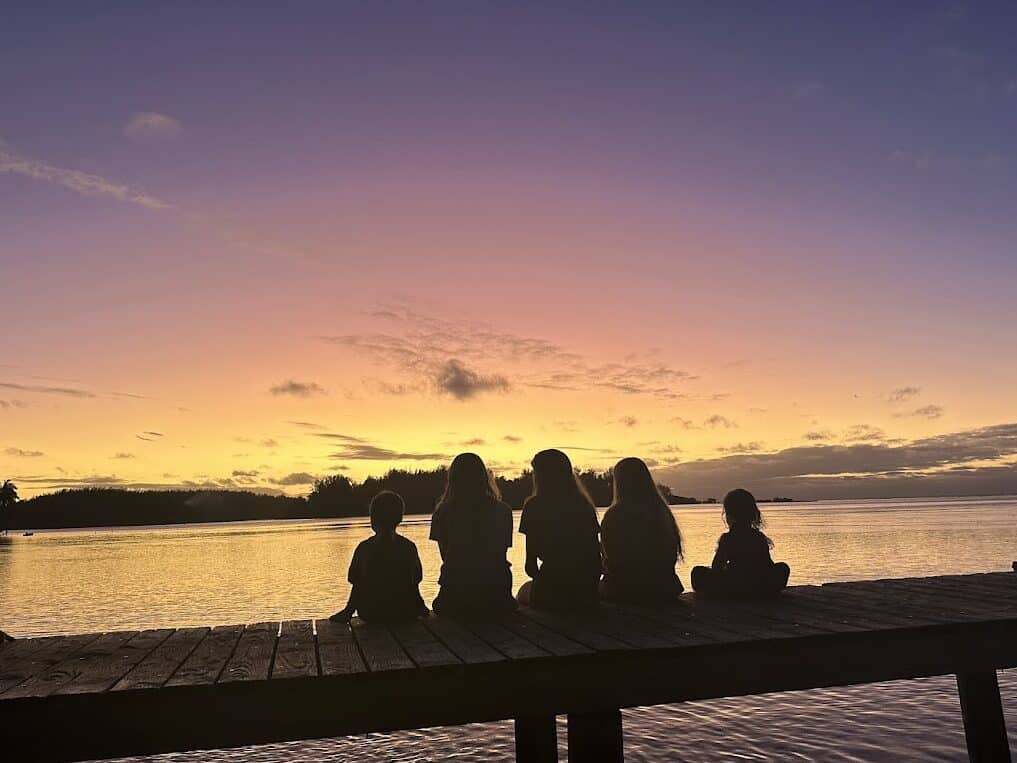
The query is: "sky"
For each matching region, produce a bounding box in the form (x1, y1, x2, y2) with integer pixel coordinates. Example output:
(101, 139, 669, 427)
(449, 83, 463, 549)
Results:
(3, 2, 1017, 500)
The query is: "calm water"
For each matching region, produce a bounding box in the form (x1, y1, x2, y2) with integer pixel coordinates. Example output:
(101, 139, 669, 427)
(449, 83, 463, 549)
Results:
(2, 496, 1015, 761)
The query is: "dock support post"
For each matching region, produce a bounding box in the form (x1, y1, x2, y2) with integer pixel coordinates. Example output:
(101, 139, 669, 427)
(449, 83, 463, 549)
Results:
(567, 709, 623, 762)
(956, 670, 1011, 762)
(515, 714, 558, 762)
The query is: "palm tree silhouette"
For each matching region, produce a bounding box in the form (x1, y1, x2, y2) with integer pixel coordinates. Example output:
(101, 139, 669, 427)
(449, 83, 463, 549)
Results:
(0, 480, 18, 535)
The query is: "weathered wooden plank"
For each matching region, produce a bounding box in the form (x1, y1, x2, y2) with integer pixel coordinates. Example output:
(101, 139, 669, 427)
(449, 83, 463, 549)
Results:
(352, 621, 415, 672)
(623, 606, 743, 646)
(113, 628, 210, 691)
(315, 619, 368, 676)
(165, 625, 243, 687)
(881, 579, 1016, 616)
(579, 605, 676, 649)
(808, 585, 950, 627)
(389, 620, 462, 668)
(692, 597, 842, 638)
(220, 623, 277, 684)
(272, 620, 317, 679)
(519, 608, 634, 652)
(776, 591, 899, 632)
(3, 631, 137, 698)
(423, 617, 505, 664)
(689, 597, 833, 639)
(0, 634, 99, 695)
(56, 629, 173, 695)
(922, 577, 1017, 603)
(789, 587, 923, 629)
(463, 620, 551, 661)
(500, 614, 591, 657)
(607, 603, 742, 647)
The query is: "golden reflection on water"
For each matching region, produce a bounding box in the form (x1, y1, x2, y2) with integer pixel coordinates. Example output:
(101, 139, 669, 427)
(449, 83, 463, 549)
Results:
(1, 495, 1016, 637)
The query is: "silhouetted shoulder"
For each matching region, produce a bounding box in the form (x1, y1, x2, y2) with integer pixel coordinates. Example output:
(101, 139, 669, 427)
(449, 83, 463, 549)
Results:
(394, 533, 420, 553)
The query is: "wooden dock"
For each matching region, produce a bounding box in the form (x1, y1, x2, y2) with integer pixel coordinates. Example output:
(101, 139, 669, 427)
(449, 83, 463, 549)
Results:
(1, 571, 1015, 762)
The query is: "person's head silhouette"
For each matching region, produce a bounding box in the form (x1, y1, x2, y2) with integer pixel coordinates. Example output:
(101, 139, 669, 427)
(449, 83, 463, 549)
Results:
(441, 452, 500, 507)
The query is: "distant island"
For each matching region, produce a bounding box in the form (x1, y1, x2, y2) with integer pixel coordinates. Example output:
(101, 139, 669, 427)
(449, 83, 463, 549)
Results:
(0, 468, 792, 531)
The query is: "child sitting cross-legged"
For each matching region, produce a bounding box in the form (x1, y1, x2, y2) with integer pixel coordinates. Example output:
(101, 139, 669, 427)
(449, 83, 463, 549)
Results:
(692, 488, 790, 599)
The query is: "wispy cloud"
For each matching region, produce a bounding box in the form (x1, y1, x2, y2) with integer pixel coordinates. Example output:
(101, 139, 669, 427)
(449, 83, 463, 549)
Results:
(888, 386, 921, 404)
(670, 416, 700, 430)
(287, 420, 327, 430)
(4, 447, 44, 458)
(124, 112, 182, 141)
(844, 424, 888, 442)
(0, 381, 95, 398)
(320, 307, 697, 401)
(0, 146, 171, 210)
(319, 432, 448, 462)
(330, 444, 449, 461)
(110, 452, 135, 460)
(269, 380, 327, 397)
(717, 441, 764, 454)
(270, 472, 318, 486)
(704, 414, 737, 429)
(894, 404, 945, 420)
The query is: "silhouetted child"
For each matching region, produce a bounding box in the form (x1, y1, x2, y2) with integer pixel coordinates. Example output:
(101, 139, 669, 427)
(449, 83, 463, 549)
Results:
(430, 452, 517, 617)
(517, 449, 601, 611)
(600, 457, 685, 603)
(692, 488, 790, 599)
(330, 491, 428, 624)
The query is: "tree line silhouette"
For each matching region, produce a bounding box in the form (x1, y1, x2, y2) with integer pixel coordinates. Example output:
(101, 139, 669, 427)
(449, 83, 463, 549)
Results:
(0, 468, 713, 530)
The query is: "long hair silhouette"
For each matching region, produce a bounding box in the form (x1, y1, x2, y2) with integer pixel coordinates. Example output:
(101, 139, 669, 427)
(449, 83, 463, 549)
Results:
(610, 456, 682, 559)
(723, 488, 773, 548)
(437, 452, 500, 510)
(528, 449, 595, 514)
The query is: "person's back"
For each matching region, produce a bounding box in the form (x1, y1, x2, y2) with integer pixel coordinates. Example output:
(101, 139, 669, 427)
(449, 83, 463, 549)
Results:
(331, 491, 427, 624)
(601, 501, 683, 601)
(349, 533, 428, 622)
(692, 488, 790, 599)
(599, 457, 684, 604)
(716, 526, 773, 573)
(521, 495, 601, 606)
(430, 453, 516, 617)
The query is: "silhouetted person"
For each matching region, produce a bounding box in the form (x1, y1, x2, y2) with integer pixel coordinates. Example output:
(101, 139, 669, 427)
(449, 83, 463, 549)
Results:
(330, 491, 428, 624)
(430, 453, 517, 617)
(516, 449, 602, 610)
(692, 488, 790, 599)
(600, 457, 684, 603)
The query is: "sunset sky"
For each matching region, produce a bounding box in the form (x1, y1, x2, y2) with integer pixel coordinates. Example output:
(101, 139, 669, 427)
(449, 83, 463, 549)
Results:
(3, 2, 1017, 500)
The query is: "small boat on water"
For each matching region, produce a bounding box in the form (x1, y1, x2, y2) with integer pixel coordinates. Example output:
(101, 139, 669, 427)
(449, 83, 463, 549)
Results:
(22, 532, 34, 537)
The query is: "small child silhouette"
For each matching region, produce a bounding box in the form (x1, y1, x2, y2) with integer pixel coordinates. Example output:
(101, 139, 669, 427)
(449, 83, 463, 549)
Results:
(692, 488, 790, 599)
(330, 491, 429, 624)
